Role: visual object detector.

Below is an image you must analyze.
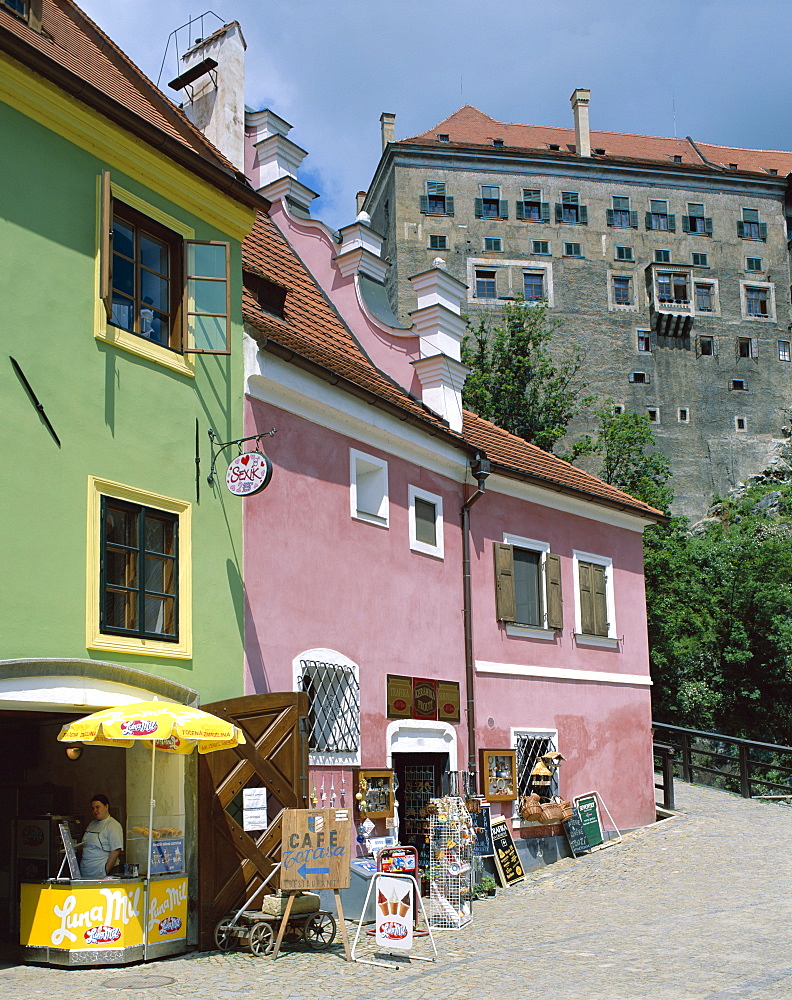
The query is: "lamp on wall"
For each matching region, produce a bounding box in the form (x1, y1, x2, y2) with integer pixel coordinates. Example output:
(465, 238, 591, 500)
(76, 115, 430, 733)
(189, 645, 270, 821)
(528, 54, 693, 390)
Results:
(65, 745, 83, 760)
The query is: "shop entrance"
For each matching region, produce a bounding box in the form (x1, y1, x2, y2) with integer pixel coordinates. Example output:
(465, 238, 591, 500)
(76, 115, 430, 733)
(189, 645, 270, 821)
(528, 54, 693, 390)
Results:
(393, 752, 449, 865)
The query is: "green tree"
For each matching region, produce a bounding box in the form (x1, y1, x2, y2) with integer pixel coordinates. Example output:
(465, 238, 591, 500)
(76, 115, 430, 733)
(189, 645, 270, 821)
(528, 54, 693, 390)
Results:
(592, 408, 673, 513)
(461, 299, 591, 454)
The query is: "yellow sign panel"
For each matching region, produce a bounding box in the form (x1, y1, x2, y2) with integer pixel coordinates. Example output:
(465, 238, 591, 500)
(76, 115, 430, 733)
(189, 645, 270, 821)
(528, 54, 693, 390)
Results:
(20, 876, 189, 952)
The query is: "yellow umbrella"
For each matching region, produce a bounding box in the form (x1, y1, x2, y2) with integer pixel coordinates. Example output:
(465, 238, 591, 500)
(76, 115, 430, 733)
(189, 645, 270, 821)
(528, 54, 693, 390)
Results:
(57, 699, 246, 960)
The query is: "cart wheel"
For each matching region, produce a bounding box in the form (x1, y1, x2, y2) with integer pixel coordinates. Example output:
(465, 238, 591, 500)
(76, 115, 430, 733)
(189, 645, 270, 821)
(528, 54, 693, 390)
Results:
(304, 912, 336, 950)
(214, 917, 236, 952)
(248, 921, 275, 957)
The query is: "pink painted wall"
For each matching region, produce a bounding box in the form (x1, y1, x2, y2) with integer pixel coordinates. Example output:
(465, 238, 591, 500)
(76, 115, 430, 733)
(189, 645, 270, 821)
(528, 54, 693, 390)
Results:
(265, 199, 423, 395)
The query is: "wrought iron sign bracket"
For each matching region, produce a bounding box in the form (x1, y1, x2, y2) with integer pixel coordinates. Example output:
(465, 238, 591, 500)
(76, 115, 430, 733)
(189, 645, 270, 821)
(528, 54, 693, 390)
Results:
(206, 427, 276, 486)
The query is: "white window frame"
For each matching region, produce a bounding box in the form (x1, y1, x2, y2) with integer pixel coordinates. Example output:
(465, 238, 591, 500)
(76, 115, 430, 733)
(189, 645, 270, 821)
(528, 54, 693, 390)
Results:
(466, 258, 554, 306)
(408, 485, 444, 559)
(350, 448, 389, 527)
(693, 279, 720, 316)
(637, 329, 652, 353)
(735, 416, 747, 432)
(563, 242, 582, 257)
(293, 648, 361, 767)
(572, 550, 618, 647)
(502, 533, 554, 640)
(678, 407, 690, 423)
(778, 340, 791, 362)
(647, 407, 660, 424)
(531, 239, 551, 255)
(745, 256, 763, 273)
(511, 727, 559, 823)
(608, 271, 639, 312)
(740, 279, 776, 321)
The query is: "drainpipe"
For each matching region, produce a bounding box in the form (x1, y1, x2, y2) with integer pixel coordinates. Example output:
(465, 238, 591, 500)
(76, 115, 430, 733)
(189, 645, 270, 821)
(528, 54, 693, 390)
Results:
(462, 452, 490, 794)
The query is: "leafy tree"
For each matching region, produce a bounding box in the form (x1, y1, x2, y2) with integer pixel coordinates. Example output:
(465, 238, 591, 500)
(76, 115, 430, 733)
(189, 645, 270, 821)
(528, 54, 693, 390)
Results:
(593, 407, 673, 513)
(461, 299, 591, 454)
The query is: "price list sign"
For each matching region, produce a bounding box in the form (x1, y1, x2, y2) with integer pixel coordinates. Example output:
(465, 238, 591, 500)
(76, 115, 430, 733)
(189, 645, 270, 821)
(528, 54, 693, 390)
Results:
(489, 815, 525, 887)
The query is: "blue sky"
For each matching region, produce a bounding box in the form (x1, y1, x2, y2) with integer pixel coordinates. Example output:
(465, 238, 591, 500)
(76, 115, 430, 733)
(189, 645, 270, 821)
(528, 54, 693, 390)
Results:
(80, 0, 792, 232)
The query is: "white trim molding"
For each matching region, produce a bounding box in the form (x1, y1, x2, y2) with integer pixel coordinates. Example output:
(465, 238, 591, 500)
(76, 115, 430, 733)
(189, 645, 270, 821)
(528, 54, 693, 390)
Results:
(385, 719, 458, 769)
(408, 484, 444, 558)
(476, 661, 651, 687)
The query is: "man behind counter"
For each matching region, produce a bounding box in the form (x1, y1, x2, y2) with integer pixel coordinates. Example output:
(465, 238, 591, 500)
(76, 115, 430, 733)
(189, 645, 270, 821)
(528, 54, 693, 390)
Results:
(80, 794, 123, 878)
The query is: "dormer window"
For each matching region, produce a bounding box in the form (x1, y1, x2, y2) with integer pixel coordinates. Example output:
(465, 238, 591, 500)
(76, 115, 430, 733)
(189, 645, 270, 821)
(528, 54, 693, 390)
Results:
(548, 143, 560, 151)
(1, 0, 27, 15)
(245, 270, 287, 318)
(437, 134, 449, 142)
(493, 138, 504, 147)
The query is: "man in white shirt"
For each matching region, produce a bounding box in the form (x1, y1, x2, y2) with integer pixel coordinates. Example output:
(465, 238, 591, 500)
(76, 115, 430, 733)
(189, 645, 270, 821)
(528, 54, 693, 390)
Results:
(80, 794, 123, 878)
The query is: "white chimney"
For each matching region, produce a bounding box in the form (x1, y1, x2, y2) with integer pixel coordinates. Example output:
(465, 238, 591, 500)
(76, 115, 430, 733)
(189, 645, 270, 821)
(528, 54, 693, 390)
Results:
(246, 109, 319, 212)
(570, 88, 591, 158)
(408, 265, 469, 432)
(380, 112, 396, 152)
(180, 22, 246, 171)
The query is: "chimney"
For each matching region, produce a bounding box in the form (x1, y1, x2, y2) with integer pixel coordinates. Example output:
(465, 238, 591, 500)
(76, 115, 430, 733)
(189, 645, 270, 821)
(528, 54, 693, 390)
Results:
(356, 191, 367, 215)
(180, 22, 246, 170)
(570, 88, 591, 158)
(380, 112, 396, 152)
(245, 109, 319, 212)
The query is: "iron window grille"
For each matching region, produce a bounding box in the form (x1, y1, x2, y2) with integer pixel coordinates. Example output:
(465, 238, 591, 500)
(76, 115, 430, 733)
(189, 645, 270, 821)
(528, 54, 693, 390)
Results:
(298, 659, 360, 753)
(515, 733, 558, 799)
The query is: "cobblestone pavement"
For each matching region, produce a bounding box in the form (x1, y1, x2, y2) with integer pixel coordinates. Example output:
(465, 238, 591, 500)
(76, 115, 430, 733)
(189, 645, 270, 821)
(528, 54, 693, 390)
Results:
(3, 781, 791, 1000)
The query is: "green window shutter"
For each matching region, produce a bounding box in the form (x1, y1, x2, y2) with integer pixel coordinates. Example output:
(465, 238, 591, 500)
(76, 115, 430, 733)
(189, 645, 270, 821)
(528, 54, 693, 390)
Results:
(541, 202, 551, 222)
(555, 203, 563, 223)
(606, 208, 614, 227)
(545, 553, 563, 630)
(474, 198, 483, 218)
(667, 214, 676, 232)
(446, 196, 454, 215)
(759, 222, 768, 239)
(100, 169, 113, 319)
(705, 217, 713, 235)
(645, 211, 653, 229)
(630, 210, 638, 228)
(420, 195, 429, 214)
(499, 200, 509, 219)
(592, 565, 609, 636)
(183, 240, 231, 354)
(516, 200, 525, 220)
(494, 543, 516, 622)
(579, 205, 588, 224)
(737, 220, 745, 238)
(682, 215, 690, 233)
(578, 562, 594, 635)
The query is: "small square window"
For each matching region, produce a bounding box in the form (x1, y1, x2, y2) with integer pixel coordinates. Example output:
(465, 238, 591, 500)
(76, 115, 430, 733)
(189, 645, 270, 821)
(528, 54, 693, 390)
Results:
(737, 337, 752, 358)
(735, 417, 747, 431)
(779, 340, 790, 362)
(678, 408, 690, 423)
(692, 252, 708, 267)
(647, 408, 660, 423)
(532, 240, 550, 255)
(637, 331, 652, 352)
(409, 486, 444, 558)
(729, 163, 738, 171)
(484, 237, 502, 252)
(493, 138, 504, 147)
(564, 242, 582, 257)
(630, 372, 649, 384)
(429, 234, 448, 250)
(699, 336, 714, 356)
(673, 155, 683, 163)
(437, 134, 449, 142)
(746, 257, 763, 272)
(351, 449, 389, 526)
(769, 168, 779, 175)
(654, 249, 671, 263)
(614, 404, 624, 414)
(615, 246, 634, 261)
(475, 269, 497, 299)
(523, 271, 545, 301)
(730, 379, 747, 391)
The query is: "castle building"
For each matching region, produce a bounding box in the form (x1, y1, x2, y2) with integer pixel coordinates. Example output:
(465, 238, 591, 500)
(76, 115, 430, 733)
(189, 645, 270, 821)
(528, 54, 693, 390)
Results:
(362, 96, 792, 519)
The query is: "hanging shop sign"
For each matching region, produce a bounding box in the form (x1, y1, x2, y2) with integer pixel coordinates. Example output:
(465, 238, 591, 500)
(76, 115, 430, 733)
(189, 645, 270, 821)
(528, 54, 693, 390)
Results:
(386, 675, 413, 718)
(437, 681, 461, 724)
(280, 809, 351, 891)
(489, 815, 525, 887)
(225, 450, 273, 497)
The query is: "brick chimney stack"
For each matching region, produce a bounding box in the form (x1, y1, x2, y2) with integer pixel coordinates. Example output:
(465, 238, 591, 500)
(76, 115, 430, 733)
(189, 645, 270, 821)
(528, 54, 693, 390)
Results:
(570, 88, 591, 158)
(380, 112, 396, 152)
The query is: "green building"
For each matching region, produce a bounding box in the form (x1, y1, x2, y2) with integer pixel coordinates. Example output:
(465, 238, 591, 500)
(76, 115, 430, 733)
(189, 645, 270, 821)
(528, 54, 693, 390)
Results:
(0, 0, 265, 945)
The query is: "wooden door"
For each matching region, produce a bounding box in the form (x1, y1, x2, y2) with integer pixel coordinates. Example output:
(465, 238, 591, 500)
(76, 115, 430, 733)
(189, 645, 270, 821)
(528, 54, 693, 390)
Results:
(197, 692, 308, 949)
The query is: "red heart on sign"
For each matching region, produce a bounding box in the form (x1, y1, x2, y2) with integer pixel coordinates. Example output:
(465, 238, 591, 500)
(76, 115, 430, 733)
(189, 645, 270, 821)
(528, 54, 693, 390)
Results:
(241, 455, 250, 465)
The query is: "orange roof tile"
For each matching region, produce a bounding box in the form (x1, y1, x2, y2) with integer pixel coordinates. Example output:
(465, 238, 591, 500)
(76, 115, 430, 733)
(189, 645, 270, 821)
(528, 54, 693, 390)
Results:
(243, 214, 663, 522)
(405, 105, 792, 176)
(0, 0, 257, 196)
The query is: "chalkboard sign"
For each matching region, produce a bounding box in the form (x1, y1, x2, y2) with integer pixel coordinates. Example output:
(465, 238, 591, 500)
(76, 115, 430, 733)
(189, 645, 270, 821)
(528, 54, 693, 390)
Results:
(472, 803, 494, 857)
(59, 822, 81, 879)
(562, 808, 591, 857)
(489, 815, 525, 887)
(575, 794, 604, 848)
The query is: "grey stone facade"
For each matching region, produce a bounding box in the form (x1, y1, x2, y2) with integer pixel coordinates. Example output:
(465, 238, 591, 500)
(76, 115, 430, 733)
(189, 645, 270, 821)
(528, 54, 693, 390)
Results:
(363, 119, 792, 519)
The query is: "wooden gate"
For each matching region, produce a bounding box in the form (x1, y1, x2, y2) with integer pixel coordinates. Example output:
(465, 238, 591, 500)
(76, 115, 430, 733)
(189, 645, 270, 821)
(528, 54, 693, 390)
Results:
(197, 692, 308, 949)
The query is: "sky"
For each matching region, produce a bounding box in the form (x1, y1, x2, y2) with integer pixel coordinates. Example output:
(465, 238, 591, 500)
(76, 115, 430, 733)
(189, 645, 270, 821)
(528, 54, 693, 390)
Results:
(80, 0, 792, 232)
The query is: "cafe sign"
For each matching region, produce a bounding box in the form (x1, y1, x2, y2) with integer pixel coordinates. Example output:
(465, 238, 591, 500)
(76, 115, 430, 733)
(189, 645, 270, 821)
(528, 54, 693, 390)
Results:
(225, 451, 273, 497)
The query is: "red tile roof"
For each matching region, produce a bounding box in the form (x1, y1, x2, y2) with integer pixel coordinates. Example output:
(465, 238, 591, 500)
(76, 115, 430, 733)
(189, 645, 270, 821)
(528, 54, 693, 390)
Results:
(243, 213, 664, 521)
(406, 105, 792, 176)
(0, 0, 261, 202)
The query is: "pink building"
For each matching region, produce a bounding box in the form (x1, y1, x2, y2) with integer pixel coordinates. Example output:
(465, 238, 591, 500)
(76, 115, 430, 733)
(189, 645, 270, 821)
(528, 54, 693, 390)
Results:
(178, 24, 664, 868)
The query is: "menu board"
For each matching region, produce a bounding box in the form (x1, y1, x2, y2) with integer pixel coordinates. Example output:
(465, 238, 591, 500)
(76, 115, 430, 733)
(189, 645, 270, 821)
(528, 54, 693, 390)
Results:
(562, 808, 591, 857)
(280, 809, 351, 891)
(575, 794, 604, 848)
(472, 803, 494, 857)
(489, 815, 525, 887)
(58, 822, 81, 879)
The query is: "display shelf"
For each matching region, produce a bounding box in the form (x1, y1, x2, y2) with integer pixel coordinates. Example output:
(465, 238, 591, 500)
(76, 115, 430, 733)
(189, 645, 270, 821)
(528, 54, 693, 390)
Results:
(427, 796, 474, 929)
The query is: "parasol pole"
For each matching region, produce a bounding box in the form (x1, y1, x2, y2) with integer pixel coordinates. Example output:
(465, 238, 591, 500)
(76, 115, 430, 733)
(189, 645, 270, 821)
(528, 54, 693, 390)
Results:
(144, 739, 156, 961)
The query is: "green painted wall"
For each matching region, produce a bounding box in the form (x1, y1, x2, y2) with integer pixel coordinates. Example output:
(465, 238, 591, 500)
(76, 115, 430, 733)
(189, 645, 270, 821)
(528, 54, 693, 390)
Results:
(0, 100, 247, 704)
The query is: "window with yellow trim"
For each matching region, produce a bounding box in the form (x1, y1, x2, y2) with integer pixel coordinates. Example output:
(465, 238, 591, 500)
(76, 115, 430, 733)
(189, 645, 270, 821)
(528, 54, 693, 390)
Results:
(87, 478, 192, 659)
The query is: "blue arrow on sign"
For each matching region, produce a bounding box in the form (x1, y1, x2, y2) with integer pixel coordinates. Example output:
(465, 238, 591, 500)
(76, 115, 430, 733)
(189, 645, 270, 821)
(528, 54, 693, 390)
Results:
(297, 863, 330, 879)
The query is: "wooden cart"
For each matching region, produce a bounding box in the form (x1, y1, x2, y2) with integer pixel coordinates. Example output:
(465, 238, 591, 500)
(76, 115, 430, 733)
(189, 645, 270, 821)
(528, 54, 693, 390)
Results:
(213, 907, 337, 956)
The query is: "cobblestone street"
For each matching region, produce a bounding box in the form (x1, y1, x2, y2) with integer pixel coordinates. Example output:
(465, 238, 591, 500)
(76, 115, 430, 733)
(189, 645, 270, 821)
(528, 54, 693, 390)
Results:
(3, 781, 791, 1000)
